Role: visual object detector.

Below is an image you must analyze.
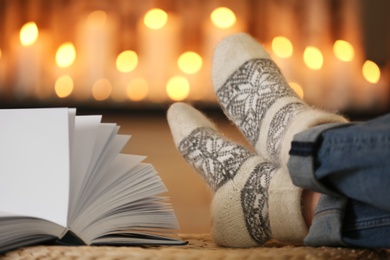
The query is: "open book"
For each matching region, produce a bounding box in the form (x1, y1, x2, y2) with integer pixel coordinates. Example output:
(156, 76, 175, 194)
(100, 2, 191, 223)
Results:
(0, 108, 185, 253)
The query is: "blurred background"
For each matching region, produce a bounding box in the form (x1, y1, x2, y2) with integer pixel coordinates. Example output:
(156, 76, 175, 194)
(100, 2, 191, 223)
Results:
(0, 0, 389, 113)
(0, 0, 389, 233)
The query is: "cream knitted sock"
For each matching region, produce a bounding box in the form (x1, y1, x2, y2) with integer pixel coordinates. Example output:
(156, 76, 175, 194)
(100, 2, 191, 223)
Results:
(167, 102, 277, 248)
(210, 33, 348, 244)
(212, 33, 348, 166)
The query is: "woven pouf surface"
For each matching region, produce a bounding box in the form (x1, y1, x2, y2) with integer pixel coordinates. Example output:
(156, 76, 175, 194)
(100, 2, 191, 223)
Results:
(1, 234, 389, 260)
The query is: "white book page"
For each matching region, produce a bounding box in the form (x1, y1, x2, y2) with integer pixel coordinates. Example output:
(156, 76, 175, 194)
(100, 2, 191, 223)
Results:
(69, 153, 146, 230)
(0, 108, 70, 227)
(0, 211, 20, 217)
(76, 163, 179, 244)
(69, 123, 119, 220)
(68, 115, 102, 216)
(81, 134, 131, 194)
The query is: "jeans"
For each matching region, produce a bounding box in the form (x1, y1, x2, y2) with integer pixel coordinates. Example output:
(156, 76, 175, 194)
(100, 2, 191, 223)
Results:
(288, 113, 390, 248)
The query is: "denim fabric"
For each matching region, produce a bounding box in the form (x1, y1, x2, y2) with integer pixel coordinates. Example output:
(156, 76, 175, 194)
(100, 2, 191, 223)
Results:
(316, 113, 390, 212)
(342, 199, 390, 248)
(288, 123, 349, 247)
(288, 123, 346, 196)
(304, 194, 349, 247)
(288, 114, 390, 248)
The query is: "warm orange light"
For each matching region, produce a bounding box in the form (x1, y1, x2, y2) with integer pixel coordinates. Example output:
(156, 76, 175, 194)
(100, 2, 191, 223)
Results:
(87, 10, 107, 28)
(55, 75, 74, 98)
(333, 40, 355, 62)
(166, 76, 190, 101)
(272, 36, 293, 58)
(144, 9, 168, 30)
(303, 46, 323, 70)
(127, 78, 149, 101)
(289, 82, 304, 99)
(362, 60, 380, 84)
(178, 51, 203, 74)
(0, 49, 2, 60)
(92, 79, 112, 101)
(210, 7, 236, 29)
(20, 22, 38, 46)
(56, 42, 76, 68)
(116, 50, 138, 73)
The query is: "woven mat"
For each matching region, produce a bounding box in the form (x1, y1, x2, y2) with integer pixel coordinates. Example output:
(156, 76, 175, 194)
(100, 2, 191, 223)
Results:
(1, 234, 389, 259)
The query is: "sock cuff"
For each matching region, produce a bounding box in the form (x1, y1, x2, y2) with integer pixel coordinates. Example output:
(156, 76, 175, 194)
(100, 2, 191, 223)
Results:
(212, 33, 271, 92)
(280, 109, 348, 165)
(268, 167, 307, 244)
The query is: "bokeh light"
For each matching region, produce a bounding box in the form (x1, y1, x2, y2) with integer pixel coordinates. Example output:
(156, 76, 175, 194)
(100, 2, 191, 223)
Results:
(56, 42, 76, 68)
(20, 22, 38, 46)
(303, 46, 323, 70)
(92, 78, 112, 101)
(166, 76, 190, 101)
(272, 36, 293, 58)
(127, 78, 149, 101)
(362, 60, 380, 84)
(289, 82, 304, 99)
(116, 50, 138, 73)
(55, 75, 74, 98)
(178, 51, 203, 74)
(87, 10, 107, 27)
(144, 8, 168, 30)
(210, 7, 236, 29)
(333, 40, 355, 62)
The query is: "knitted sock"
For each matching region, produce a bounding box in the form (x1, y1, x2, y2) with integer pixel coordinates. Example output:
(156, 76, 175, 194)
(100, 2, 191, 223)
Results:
(167, 102, 277, 248)
(212, 33, 348, 166)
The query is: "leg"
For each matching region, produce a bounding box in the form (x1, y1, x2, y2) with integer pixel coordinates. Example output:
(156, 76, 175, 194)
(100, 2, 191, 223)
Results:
(211, 33, 347, 244)
(212, 33, 347, 167)
(167, 103, 276, 247)
(289, 119, 390, 248)
(342, 199, 390, 248)
(168, 103, 308, 247)
(317, 114, 390, 248)
(302, 190, 321, 227)
(316, 113, 390, 212)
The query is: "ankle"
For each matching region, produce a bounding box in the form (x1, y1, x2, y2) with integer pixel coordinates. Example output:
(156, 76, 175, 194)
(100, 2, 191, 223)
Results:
(302, 190, 321, 227)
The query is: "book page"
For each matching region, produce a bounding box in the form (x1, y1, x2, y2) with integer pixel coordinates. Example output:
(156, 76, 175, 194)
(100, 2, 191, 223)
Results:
(0, 212, 66, 253)
(74, 162, 180, 245)
(68, 115, 102, 215)
(0, 108, 71, 227)
(68, 123, 119, 221)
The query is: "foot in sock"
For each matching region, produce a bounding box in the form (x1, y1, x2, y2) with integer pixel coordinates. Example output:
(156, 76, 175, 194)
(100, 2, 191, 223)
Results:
(167, 33, 347, 248)
(167, 102, 277, 247)
(212, 33, 348, 165)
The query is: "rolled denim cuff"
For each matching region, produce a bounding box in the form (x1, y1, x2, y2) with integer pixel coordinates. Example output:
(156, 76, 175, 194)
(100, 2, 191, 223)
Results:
(287, 123, 347, 197)
(287, 122, 350, 247)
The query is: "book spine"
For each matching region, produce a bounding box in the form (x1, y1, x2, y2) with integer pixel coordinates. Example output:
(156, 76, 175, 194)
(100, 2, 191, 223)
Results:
(55, 230, 86, 246)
